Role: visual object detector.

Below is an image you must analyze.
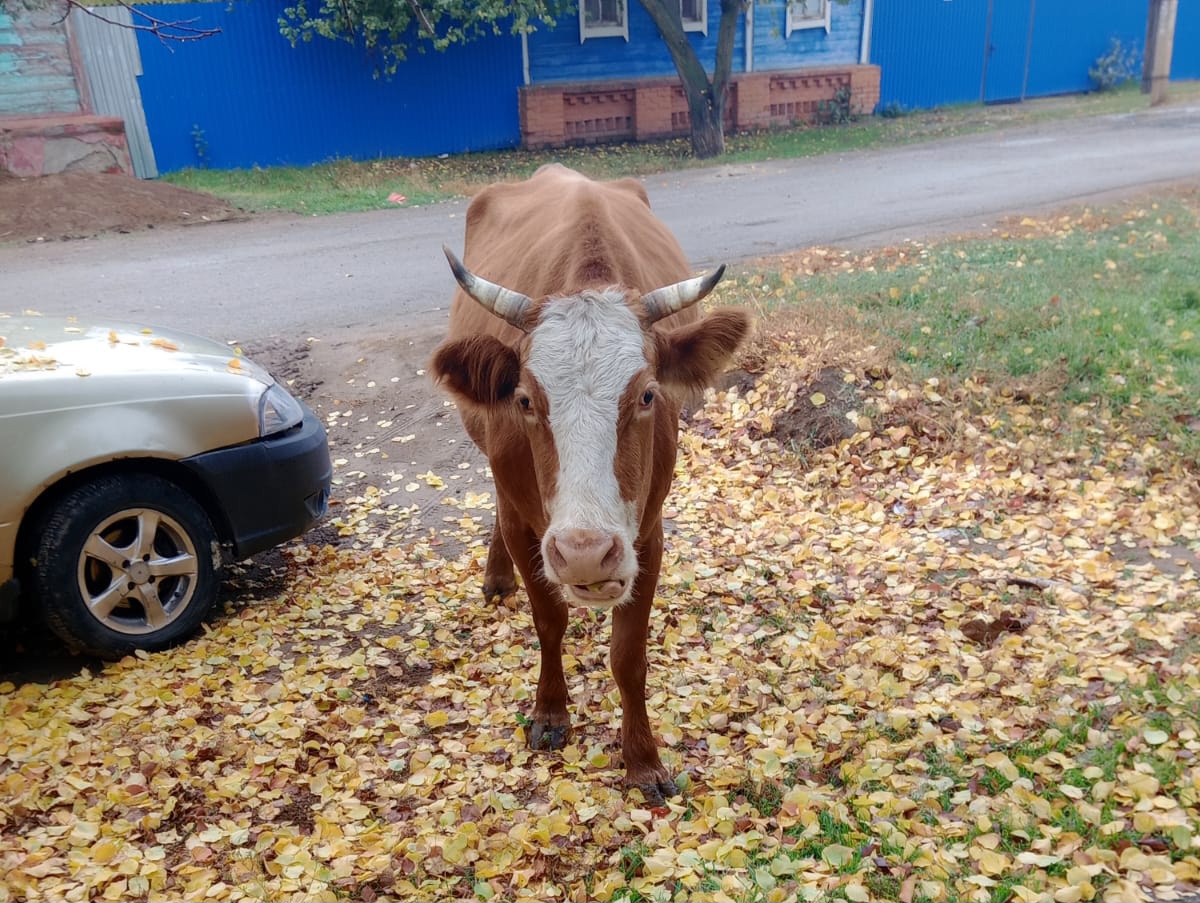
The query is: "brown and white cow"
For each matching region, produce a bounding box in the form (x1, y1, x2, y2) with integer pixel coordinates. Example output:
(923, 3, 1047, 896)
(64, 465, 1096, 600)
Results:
(431, 164, 749, 803)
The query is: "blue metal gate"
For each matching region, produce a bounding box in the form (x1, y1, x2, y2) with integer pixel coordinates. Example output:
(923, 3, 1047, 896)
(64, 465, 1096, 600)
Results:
(982, 0, 1034, 103)
(870, 0, 991, 109)
(871, 0, 1154, 110)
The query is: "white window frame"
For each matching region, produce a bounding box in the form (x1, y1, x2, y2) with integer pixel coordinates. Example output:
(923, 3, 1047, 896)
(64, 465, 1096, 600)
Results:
(580, 0, 629, 42)
(786, 0, 831, 37)
(680, 0, 707, 35)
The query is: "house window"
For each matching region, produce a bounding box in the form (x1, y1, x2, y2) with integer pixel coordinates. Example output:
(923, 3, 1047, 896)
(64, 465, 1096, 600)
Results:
(580, 0, 629, 41)
(786, 0, 831, 36)
(681, 0, 707, 35)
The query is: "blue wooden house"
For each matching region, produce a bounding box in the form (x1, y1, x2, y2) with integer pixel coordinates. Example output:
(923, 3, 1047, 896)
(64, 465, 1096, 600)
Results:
(518, 0, 878, 147)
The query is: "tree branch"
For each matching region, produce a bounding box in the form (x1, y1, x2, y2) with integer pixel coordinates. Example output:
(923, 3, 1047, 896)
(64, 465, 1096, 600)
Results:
(59, 0, 221, 45)
(710, 0, 745, 112)
(404, 0, 436, 37)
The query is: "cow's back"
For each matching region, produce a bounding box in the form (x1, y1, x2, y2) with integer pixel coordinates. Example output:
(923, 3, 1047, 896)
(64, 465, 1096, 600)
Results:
(447, 165, 697, 342)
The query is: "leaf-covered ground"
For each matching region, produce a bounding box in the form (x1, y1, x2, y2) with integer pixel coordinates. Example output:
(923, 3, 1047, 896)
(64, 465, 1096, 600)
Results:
(3, 207, 1200, 902)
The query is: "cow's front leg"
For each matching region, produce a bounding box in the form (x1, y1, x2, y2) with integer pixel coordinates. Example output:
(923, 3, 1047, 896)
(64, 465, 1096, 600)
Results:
(526, 580, 571, 749)
(482, 521, 517, 603)
(502, 518, 571, 749)
(611, 531, 676, 805)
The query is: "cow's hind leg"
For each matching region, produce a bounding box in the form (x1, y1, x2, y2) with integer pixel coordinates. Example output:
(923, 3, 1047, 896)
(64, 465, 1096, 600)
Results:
(483, 521, 517, 602)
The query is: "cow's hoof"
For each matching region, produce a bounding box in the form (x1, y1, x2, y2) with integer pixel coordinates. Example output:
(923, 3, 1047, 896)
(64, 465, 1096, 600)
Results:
(483, 576, 517, 603)
(629, 775, 679, 807)
(528, 720, 570, 750)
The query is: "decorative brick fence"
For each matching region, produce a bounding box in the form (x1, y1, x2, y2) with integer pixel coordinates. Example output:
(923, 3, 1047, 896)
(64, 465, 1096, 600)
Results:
(519, 65, 880, 149)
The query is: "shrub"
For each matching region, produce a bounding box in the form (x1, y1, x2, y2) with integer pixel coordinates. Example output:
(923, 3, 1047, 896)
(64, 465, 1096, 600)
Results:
(817, 84, 856, 125)
(1089, 38, 1140, 92)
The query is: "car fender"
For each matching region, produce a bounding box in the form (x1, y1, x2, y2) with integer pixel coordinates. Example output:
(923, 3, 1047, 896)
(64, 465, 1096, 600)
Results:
(0, 382, 261, 580)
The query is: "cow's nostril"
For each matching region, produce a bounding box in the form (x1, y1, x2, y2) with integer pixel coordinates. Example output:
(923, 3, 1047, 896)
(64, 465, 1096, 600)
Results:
(547, 537, 569, 573)
(600, 535, 623, 571)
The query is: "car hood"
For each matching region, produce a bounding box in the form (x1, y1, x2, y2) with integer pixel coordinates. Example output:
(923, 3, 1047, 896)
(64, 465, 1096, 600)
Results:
(0, 317, 272, 385)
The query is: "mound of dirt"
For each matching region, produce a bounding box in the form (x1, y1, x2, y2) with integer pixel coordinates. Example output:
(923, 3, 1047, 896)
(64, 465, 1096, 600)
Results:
(761, 367, 864, 449)
(0, 170, 242, 243)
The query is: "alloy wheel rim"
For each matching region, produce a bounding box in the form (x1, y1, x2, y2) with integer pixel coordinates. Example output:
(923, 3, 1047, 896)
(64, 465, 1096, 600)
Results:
(76, 507, 200, 636)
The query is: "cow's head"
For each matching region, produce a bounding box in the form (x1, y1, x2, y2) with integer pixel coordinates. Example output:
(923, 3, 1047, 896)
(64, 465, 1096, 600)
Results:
(433, 247, 749, 608)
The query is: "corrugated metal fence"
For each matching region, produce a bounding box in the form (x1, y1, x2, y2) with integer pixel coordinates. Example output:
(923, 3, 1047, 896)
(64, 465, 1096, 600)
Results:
(71, 0, 1199, 173)
(1176, 0, 1200, 80)
(869, 0, 1182, 110)
(123, 1, 523, 173)
(75, 6, 157, 178)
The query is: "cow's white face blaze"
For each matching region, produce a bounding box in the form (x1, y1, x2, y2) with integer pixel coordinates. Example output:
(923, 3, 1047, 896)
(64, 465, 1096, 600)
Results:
(526, 290, 646, 608)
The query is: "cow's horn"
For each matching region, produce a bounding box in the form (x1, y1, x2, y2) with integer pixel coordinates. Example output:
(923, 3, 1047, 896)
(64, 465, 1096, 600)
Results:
(443, 245, 533, 330)
(640, 264, 727, 323)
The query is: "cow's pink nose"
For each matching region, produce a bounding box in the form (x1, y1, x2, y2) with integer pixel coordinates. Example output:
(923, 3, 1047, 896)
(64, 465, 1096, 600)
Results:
(547, 529, 624, 583)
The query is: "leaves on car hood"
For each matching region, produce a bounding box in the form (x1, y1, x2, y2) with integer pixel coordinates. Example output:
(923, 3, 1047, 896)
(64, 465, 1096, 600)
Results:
(0, 314, 268, 383)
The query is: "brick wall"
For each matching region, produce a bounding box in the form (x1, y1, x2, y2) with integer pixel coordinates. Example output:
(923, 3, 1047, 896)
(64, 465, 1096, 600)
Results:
(519, 65, 881, 149)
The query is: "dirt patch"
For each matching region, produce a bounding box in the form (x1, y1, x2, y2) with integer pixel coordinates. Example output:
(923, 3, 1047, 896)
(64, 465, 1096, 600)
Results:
(0, 170, 243, 243)
(760, 367, 862, 449)
(239, 322, 489, 545)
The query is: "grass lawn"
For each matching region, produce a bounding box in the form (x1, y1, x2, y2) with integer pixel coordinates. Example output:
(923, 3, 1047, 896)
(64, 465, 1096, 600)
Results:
(732, 187, 1200, 464)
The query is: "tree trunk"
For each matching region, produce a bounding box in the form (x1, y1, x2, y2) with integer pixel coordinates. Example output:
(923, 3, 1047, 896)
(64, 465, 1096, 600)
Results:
(637, 0, 744, 159)
(684, 89, 725, 157)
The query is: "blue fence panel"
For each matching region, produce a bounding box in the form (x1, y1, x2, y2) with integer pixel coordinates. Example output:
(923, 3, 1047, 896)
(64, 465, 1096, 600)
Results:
(871, 0, 1178, 110)
(1173, 0, 1200, 80)
(135, 1, 523, 172)
(983, 0, 1034, 102)
(870, 0, 991, 109)
(751, 0, 863, 71)
(527, 0, 746, 83)
(1026, 0, 1147, 96)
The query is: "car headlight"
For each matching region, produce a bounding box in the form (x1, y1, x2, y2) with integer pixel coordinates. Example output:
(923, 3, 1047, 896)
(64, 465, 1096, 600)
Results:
(258, 383, 305, 436)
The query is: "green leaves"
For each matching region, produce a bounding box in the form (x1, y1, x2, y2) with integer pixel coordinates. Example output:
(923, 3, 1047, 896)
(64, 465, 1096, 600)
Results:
(278, 0, 573, 75)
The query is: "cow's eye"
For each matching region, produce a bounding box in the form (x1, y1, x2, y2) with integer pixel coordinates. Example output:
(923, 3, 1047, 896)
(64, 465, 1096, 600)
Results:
(517, 394, 533, 413)
(641, 389, 655, 407)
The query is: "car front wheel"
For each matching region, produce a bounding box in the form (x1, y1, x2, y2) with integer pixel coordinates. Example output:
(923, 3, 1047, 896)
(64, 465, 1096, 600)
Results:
(34, 474, 219, 659)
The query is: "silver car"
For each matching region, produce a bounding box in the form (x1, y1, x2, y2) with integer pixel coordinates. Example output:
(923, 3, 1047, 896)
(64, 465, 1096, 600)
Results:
(0, 315, 332, 659)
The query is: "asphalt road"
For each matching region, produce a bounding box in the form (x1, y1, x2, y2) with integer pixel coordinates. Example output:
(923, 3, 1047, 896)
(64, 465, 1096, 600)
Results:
(2, 102, 1199, 346)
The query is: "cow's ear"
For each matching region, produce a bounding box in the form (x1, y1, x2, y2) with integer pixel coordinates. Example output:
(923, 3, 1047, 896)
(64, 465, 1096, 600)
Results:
(655, 309, 751, 396)
(431, 335, 520, 407)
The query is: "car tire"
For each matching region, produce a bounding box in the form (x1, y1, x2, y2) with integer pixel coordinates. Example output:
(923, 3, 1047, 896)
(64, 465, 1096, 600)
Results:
(33, 474, 219, 659)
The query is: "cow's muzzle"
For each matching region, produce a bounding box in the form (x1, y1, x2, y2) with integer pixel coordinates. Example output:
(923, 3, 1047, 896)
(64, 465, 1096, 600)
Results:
(544, 529, 632, 607)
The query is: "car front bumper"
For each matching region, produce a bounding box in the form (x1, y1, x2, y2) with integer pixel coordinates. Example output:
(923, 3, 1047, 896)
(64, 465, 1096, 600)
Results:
(182, 403, 332, 562)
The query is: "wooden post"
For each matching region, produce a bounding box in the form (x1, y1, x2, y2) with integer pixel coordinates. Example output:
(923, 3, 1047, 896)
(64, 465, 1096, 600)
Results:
(1142, 0, 1178, 106)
